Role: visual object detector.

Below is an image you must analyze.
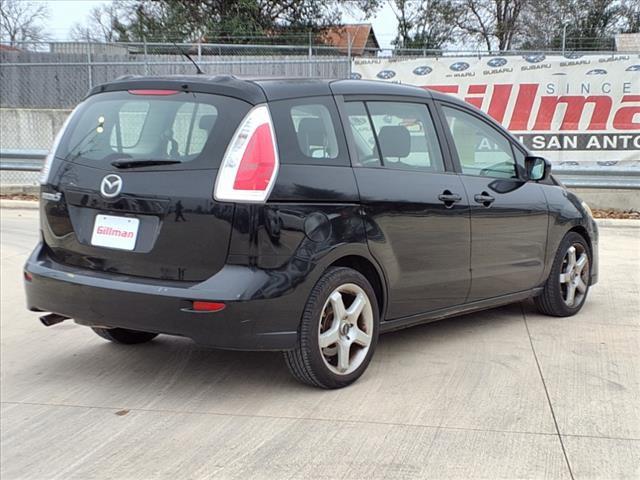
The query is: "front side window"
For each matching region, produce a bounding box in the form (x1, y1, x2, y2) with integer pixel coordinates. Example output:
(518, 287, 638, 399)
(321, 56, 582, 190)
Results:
(442, 105, 518, 179)
(366, 101, 444, 172)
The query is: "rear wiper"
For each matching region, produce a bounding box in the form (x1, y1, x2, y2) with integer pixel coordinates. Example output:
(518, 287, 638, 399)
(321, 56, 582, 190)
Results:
(111, 159, 181, 169)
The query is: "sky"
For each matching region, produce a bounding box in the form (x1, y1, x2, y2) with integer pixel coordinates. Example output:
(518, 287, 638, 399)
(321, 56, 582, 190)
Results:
(35, 0, 399, 48)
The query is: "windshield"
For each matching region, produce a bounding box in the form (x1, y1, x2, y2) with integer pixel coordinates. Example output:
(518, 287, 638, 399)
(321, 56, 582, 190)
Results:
(56, 90, 251, 169)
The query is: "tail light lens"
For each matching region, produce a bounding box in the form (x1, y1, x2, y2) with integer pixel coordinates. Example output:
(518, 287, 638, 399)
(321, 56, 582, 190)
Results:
(214, 104, 279, 203)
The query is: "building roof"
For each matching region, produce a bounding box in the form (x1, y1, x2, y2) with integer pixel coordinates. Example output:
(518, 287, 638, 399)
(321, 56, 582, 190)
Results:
(319, 24, 380, 56)
(0, 44, 22, 52)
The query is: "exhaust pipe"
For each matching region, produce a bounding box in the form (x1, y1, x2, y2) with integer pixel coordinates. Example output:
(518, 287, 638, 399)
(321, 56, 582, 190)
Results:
(39, 313, 70, 327)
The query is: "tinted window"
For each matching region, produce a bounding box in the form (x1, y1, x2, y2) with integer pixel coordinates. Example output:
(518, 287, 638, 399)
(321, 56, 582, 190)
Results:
(269, 96, 349, 166)
(443, 106, 518, 179)
(367, 102, 444, 172)
(57, 91, 249, 169)
(344, 101, 380, 166)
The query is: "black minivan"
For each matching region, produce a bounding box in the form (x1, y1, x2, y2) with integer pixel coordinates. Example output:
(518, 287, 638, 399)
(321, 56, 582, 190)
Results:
(25, 76, 598, 388)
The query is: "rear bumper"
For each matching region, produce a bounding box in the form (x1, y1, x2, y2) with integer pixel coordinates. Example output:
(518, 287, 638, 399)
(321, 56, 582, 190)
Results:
(24, 243, 303, 351)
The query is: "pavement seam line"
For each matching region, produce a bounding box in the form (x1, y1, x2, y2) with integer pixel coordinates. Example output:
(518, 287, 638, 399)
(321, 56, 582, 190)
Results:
(521, 304, 575, 480)
(4, 399, 639, 442)
(1, 399, 559, 439)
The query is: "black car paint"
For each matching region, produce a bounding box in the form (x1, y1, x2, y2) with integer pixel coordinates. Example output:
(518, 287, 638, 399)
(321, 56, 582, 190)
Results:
(25, 76, 598, 350)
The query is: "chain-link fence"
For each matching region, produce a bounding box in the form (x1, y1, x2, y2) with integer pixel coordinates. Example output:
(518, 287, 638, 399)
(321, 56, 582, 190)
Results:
(0, 41, 352, 109)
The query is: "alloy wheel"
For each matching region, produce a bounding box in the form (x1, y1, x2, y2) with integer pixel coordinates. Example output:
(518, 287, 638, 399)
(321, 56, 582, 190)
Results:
(318, 283, 374, 375)
(559, 243, 590, 307)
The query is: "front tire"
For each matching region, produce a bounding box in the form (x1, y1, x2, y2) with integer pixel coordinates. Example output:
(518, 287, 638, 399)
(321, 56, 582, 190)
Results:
(92, 327, 158, 344)
(535, 232, 591, 317)
(284, 267, 380, 389)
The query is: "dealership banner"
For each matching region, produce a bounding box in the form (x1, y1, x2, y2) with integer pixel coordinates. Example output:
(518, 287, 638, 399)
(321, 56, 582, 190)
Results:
(353, 54, 640, 164)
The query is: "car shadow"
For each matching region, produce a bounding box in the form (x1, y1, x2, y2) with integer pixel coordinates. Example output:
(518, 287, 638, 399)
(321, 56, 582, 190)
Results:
(21, 302, 533, 403)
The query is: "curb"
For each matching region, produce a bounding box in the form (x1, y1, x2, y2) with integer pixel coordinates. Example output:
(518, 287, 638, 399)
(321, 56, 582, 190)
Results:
(596, 218, 640, 228)
(0, 199, 39, 210)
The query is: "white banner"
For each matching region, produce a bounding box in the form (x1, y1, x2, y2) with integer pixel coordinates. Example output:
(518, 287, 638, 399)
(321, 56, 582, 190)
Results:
(353, 54, 640, 165)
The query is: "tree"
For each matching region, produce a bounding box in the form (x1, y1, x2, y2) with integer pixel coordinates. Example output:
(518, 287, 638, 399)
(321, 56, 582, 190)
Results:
(456, 0, 530, 51)
(619, 0, 639, 33)
(101, 0, 347, 43)
(70, 1, 130, 42)
(520, 0, 629, 50)
(390, 0, 460, 50)
(0, 0, 49, 46)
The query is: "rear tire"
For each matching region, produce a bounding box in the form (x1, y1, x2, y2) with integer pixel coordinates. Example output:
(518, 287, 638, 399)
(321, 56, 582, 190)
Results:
(535, 232, 591, 317)
(92, 327, 158, 345)
(284, 267, 379, 389)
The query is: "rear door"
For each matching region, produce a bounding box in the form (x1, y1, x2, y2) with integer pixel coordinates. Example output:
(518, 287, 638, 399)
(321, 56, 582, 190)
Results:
(436, 102, 549, 301)
(340, 97, 471, 319)
(42, 89, 253, 281)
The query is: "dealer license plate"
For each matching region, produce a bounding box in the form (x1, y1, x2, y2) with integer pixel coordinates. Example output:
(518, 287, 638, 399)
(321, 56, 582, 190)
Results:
(91, 214, 139, 251)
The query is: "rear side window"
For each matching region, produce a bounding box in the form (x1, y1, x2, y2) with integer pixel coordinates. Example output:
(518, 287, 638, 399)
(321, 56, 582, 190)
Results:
(56, 90, 250, 169)
(367, 102, 444, 172)
(269, 96, 349, 166)
(344, 101, 444, 172)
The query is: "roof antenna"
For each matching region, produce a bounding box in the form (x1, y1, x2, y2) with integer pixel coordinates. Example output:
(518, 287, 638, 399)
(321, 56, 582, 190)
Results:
(173, 41, 204, 75)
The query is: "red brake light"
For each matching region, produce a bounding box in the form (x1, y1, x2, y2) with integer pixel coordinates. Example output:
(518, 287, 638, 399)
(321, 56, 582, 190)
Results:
(192, 301, 226, 312)
(233, 123, 276, 191)
(214, 104, 279, 203)
(127, 89, 179, 96)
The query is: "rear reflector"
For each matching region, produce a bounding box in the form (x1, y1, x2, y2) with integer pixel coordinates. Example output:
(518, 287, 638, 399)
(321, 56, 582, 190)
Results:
(214, 104, 279, 203)
(192, 301, 226, 312)
(23, 271, 33, 282)
(128, 89, 179, 96)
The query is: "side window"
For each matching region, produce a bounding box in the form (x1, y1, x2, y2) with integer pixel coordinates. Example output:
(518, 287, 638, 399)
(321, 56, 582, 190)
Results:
(367, 101, 444, 172)
(344, 101, 380, 166)
(269, 97, 349, 166)
(442, 105, 518, 179)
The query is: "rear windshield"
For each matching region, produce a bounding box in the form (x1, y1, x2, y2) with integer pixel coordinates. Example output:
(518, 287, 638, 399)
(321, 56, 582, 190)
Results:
(56, 90, 251, 169)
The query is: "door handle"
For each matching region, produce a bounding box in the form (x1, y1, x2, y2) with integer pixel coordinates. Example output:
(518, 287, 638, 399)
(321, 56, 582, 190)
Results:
(438, 190, 462, 208)
(474, 191, 495, 207)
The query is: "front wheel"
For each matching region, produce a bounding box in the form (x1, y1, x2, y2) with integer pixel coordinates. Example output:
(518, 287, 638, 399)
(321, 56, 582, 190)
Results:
(284, 267, 379, 389)
(535, 232, 591, 317)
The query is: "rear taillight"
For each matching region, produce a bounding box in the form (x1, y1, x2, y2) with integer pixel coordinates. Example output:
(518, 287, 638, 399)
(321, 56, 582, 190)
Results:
(214, 104, 279, 203)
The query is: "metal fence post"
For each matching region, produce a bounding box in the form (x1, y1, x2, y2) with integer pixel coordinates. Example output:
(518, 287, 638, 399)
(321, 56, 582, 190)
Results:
(143, 37, 149, 75)
(347, 31, 352, 78)
(308, 31, 312, 77)
(86, 42, 93, 89)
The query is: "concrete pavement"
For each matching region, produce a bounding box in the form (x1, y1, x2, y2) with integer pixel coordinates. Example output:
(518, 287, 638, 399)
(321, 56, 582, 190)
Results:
(1, 208, 638, 479)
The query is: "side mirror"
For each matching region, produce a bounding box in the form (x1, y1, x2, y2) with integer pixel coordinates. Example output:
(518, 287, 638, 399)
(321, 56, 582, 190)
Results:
(525, 156, 550, 181)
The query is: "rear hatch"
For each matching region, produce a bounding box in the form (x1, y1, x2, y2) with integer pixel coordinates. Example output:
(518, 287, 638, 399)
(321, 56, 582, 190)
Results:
(41, 85, 255, 281)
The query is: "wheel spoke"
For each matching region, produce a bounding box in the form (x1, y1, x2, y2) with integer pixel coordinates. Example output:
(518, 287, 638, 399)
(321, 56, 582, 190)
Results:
(577, 278, 588, 293)
(329, 291, 346, 321)
(352, 326, 371, 347)
(575, 254, 588, 274)
(346, 292, 366, 323)
(565, 284, 576, 306)
(337, 340, 350, 372)
(319, 325, 339, 348)
(566, 246, 577, 270)
(559, 272, 570, 283)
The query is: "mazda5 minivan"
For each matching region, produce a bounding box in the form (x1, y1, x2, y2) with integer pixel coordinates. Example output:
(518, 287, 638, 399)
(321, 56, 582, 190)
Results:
(25, 76, 598, 388)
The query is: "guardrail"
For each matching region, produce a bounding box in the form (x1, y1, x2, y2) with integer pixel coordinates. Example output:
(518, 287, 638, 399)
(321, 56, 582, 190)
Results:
(1, 149, 639, 189)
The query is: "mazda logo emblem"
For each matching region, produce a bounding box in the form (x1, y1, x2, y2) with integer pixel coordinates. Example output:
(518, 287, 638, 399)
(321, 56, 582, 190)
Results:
(100, 174, 123, 198)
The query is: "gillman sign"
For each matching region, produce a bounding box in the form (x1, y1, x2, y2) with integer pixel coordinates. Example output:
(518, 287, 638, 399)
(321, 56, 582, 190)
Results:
(353, 54, 640, 165)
